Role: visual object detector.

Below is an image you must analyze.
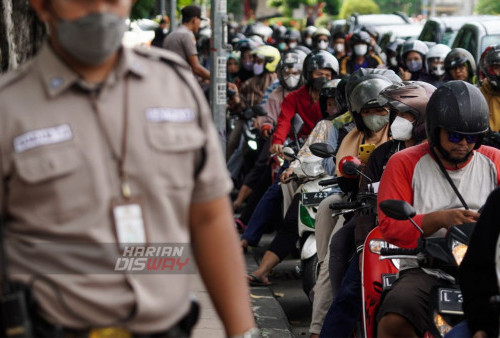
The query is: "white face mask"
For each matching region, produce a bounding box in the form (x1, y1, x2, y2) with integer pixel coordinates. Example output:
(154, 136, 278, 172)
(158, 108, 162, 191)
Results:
(318, 40, 329, 50)
(354, 44, 368, 56)
(389, 57, 398, 67)
(288, 42, 297, 49)
(432, 64, 445, 77)
(284, 74, 301, 88)
(305, 37, 313, 46)
(253, 63, 264, 75)
(334, 43, 344, 53)
(390, 116, 414, 141)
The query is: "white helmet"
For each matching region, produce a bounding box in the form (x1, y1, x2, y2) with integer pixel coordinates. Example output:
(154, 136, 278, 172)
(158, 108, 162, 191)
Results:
(426, 44, 451, 76)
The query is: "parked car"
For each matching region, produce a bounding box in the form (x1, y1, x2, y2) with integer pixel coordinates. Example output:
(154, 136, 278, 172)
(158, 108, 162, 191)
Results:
(418, 15, 497, 47)
(344, 13, 411, 34)
(452, 18, 500, 64)
(377, 23, 424, 50)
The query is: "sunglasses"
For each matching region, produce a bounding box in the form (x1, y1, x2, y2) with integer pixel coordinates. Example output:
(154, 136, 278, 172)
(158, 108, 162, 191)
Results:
(447, 131, 480, 144)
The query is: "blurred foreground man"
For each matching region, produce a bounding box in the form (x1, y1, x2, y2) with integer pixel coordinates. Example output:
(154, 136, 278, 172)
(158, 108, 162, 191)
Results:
(0, 0, 257, 337)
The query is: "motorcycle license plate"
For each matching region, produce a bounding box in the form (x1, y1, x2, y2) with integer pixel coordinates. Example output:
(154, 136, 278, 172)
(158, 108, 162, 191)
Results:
(302, 192, 329, 206)
(437, 287, 463, 315)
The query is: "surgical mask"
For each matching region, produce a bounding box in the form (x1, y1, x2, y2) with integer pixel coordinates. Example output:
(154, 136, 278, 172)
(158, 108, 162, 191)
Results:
(390, 116, 414, 141)
(284, 74, 301, 88)
(312, 76, 328, 91)
(288, 42, 297, 49)
(407, 60, 423, 72)
(354, 44, 368, 56)
(318, 41, 329, 50)
(432, 65, 445, 76)
(362, 113, 390, 132)
(389, 57, 398, 67)
(305, 37, 313, 46)
(54, 12, 127, 67)
(243, 61, 253, 71)
(334, 43, 344, 53)
(253, 63, 264, 75)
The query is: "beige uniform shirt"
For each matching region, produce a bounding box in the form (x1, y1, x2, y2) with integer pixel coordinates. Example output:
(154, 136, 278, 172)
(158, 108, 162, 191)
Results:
(0, 43, 232, 333)
(162, 25, 198, 63)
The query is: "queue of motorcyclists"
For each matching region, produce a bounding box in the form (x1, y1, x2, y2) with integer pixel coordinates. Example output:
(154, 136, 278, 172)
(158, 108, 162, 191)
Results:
(216, 20, 500, 338)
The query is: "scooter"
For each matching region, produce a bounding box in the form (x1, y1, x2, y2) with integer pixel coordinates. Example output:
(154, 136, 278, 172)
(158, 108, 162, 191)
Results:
(373, 199, 474, 337)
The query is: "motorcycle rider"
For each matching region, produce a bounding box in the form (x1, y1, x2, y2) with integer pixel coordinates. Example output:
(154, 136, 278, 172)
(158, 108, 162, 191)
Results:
(270, 50, 339, 157)
(240, 50, 339, 251)
(339, 31, 383, 77)
(444, 48, 477, 84)
(310, 69, 401, 337)
(246, 79, 344, 287)
(420, 44, 451, 87)
(232, 49, 307, 216)
(376, 81, 500, 337)
(478, 44, 500, 131)
(319, 81, 436, 337)
(400, 40, 429, 81)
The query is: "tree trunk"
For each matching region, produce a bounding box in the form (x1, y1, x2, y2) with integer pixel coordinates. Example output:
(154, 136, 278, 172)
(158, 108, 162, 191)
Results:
(0, 0, 45, 74)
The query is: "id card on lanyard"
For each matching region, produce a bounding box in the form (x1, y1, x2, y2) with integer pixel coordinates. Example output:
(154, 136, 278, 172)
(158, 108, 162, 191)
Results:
(90, 78, 147, 250)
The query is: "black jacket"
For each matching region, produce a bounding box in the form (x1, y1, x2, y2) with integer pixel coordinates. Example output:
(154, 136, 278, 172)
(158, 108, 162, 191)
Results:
(459, 187, 500, 337)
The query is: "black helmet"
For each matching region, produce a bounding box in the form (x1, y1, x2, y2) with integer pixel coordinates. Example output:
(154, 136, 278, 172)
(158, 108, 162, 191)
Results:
(380, 81, 436, 141)
(480, 44, 500, 89)
(349, 31, 371, 48)
(335, 76, 350, 116)
(425, 81, 489, 150)
(277, 49, 307, 91)
(444, 48, 476, 82)
(319, 79, 342, 118)
(346, 68, 402, 132)
(302, 50, 339, 85)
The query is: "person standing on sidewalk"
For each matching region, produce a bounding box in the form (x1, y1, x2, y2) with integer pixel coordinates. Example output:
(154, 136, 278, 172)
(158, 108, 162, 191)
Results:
(0, 0, 257, 337)
(163, 5, 210, 81)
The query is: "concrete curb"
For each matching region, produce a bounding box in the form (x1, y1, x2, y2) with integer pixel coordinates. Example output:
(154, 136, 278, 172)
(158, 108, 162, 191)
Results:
(245, 250, 294, 338)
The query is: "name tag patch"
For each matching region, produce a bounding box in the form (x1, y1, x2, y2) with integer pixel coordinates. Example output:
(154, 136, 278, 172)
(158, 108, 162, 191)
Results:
(146, 107, 195, 123)
(13, 124, 73, 153)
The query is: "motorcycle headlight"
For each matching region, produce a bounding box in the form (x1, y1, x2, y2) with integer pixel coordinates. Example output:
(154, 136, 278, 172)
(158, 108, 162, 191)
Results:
(433, 312, 453, 336)
(369, 239, 385, 254)
(298, 160, 325, 177)
(248, 140, 258, 151)
(451, 240, 468, 266)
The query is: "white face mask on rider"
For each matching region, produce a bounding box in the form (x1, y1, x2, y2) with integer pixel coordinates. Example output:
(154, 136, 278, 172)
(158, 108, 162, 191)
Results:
(354, 44, 368, 56)
(318, 40, 329, 50)
(284, 74, 300, 88)
(253, 63, 264, 75)
(334, 43, 344, 53)
(390, 116, 414, 141)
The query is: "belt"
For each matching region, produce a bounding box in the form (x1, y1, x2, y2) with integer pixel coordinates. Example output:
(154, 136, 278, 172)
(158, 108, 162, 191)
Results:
(35, 301, 199, 338)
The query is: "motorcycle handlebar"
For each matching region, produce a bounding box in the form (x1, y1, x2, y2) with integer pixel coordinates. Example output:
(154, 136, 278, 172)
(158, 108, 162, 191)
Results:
(319, 178, 338, 186)
(329, 201, 361, 210)
(380, 247, 420, 256)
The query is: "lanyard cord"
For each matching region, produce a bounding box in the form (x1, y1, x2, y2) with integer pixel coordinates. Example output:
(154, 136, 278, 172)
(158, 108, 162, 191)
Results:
(89, 78, 131, 198)
(430, 147, 469, 210)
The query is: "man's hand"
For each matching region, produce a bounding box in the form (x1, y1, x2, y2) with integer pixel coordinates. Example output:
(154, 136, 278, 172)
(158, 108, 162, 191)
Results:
(280, 167, 295, 184)
(422, 209, 480, 236)
(270, 143, 284, 157)
(399, 67, 412, 81)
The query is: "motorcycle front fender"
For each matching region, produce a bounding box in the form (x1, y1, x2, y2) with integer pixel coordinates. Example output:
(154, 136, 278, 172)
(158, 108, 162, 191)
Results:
(301, 234, 317, 260)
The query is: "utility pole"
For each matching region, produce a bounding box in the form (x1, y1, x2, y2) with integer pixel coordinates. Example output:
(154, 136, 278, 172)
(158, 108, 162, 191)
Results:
(209, 0, 228, 153)
(160, 0, 166, 15)
(169, 0, 177, 32)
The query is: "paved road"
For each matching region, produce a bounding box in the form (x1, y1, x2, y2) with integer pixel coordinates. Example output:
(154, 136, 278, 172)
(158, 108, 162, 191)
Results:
(249, 235, 313, 337)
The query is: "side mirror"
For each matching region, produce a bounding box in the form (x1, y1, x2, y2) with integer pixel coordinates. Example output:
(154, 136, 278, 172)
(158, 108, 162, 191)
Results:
(379, 200, 416, 220)
(291, 114, 304, 136)
(309, 143, 335, 158)
(283, 147, 297, 162)
(339, 156, 362, 178)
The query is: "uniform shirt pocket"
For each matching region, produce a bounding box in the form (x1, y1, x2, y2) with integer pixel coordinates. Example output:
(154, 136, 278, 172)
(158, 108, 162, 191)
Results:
(146, 123, 206, 189)
(10, 146, 96, 226)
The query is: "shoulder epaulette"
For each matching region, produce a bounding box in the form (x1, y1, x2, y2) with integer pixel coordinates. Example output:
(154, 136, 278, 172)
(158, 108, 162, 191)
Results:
(132, 46, 191, 71)
(0, 61, 32, 91)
